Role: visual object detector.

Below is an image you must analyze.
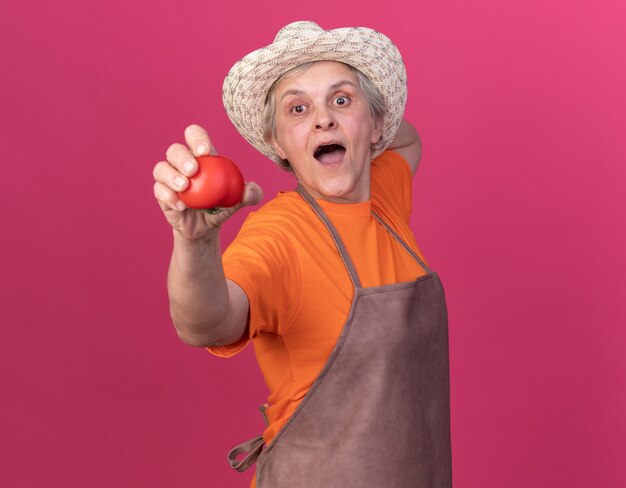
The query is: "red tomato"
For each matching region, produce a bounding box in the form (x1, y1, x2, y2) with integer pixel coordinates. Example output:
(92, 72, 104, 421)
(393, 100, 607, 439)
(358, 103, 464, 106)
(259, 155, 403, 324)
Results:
(178, 155, 245, 210)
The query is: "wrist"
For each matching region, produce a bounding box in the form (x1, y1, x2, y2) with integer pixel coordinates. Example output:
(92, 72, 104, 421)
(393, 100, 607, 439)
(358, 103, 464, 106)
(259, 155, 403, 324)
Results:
(172, 226, 220, 248)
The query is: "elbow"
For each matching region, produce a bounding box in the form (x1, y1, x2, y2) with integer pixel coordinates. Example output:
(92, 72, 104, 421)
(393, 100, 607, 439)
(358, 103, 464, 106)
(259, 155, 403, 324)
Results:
(170, 313, 220, 347)
(175, 326, 212, 347)
(169, 300, 227, 347)
(171, 315, 238, 348)
(174, 323, 242, 348)
(168, 293, 247, 348)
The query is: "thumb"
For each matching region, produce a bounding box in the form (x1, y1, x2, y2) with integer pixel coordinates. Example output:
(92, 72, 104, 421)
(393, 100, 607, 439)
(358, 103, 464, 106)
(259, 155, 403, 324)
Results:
(240, 181, 264, 207)
(199, 181, 263, 227)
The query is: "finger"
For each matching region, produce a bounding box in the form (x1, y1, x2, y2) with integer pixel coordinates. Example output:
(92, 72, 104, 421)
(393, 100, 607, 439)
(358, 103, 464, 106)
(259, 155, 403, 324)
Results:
(184, 124, 218, 157)
(154, 181, 187, 212)
(164, 143, 199, 178)
(153, 161, 189, 192)
(223, 182, 263, 213)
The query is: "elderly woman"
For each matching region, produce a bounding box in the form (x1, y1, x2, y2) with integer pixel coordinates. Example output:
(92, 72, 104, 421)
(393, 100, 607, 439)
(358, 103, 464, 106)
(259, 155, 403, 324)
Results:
(153, 21, 451, 487)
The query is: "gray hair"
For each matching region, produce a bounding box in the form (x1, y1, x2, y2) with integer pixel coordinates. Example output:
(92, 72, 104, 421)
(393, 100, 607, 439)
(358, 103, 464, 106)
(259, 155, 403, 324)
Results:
(262, 62, 387, 171)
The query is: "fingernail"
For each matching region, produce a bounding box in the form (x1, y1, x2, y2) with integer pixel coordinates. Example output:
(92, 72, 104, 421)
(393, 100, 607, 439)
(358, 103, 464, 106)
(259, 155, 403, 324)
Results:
(174, 176, 186, 189)
(176, 201, 186, 211)
(196, 144, 207, 156)
(183, 160, 196, 174)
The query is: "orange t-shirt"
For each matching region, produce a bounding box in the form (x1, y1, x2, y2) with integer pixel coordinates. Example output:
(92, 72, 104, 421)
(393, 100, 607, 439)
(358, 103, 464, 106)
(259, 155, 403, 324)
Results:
(208, 150, 428, 449)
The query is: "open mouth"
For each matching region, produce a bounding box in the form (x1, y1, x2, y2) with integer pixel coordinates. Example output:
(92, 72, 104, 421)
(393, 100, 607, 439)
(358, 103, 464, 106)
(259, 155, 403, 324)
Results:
(314, 143, 346, 164)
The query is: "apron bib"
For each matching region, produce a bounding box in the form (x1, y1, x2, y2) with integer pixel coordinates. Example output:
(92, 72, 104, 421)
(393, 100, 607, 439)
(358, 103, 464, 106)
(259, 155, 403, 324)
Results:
(229, 185, 453, 487)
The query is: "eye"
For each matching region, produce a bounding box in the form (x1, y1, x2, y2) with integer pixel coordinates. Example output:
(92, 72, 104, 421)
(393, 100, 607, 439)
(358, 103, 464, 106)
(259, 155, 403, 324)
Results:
(290, 104, 306, 114)
(334, 96, 350, 106)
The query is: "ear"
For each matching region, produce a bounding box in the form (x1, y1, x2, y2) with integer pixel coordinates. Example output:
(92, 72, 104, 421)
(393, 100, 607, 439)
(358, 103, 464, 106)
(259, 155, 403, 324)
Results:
(269, 135, 288, 160)
(370, 118, 383, 145)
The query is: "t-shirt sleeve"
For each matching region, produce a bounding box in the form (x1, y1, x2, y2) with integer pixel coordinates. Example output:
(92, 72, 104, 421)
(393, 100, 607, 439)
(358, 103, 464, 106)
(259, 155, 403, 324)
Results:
(206, 209, 302, 358)
(370, 150, 413, 223)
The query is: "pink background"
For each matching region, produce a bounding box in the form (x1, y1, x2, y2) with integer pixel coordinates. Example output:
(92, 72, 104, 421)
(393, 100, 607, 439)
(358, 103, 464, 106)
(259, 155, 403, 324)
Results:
(1, 0, 624, 486)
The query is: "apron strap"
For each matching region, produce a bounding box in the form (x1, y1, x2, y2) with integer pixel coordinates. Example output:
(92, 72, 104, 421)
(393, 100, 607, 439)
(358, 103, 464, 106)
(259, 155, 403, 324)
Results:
(296, 184, 433, 282)
(296, 184, 362, 289)
(371, 211, 433, 274)
(227, 435, 265, 472)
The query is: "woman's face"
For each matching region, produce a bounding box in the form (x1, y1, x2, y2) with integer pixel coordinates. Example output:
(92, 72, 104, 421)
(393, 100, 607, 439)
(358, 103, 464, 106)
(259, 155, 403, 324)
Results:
(270, 61, 382, 203)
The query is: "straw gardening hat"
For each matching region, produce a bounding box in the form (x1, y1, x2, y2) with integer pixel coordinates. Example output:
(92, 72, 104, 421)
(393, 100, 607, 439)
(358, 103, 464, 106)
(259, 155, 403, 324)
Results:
(222, 21, 407, 163)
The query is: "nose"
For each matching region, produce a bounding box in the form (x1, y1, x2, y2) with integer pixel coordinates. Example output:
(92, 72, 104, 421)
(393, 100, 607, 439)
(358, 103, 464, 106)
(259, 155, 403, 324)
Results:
(314, 107, 335, 130)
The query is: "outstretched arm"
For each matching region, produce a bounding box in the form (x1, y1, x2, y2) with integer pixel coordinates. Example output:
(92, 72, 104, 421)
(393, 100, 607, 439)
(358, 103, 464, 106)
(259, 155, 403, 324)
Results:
(153, 124, 263, 347)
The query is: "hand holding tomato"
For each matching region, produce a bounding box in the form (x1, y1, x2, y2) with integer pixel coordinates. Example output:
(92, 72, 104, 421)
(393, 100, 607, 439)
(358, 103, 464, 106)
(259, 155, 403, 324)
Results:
(153, 124, 263, 241)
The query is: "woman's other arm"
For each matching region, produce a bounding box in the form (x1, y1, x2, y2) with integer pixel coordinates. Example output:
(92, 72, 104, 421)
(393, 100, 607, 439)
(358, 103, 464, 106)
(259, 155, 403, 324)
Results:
(387, 119, 422, 177)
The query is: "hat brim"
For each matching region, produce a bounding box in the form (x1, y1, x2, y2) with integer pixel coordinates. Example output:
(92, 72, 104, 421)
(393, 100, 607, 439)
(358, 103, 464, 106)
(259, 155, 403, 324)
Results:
(222, 22, 407, 164)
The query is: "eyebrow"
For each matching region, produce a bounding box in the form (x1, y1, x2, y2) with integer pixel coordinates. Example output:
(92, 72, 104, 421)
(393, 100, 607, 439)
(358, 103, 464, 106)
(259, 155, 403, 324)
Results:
(279, 80, 358, 101)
